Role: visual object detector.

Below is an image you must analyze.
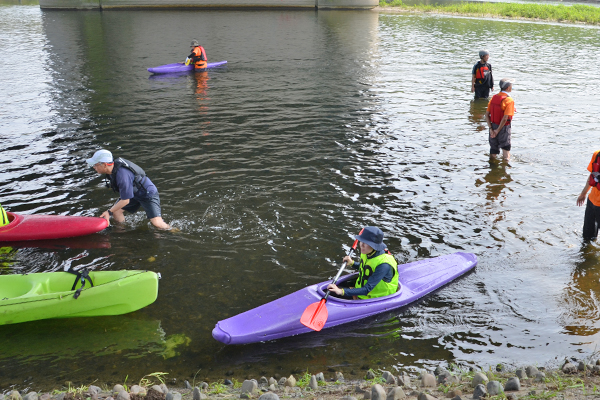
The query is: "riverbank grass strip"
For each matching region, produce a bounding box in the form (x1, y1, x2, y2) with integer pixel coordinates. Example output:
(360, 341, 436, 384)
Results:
(380, 0, 600, 25)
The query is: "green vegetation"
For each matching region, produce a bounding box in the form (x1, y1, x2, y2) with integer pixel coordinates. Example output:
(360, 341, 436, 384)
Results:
(379, 0, 600, 25)
(139, 372, 168, 387)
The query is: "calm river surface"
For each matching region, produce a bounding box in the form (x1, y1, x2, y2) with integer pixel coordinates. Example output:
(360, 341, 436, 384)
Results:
(2, 4, 600, 390)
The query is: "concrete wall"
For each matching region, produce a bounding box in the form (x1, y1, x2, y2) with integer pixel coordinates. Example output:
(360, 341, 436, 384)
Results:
(40, 0, 376, 9)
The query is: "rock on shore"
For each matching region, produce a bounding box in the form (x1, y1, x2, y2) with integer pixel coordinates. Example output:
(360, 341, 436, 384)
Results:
(6, 359, 600, 400)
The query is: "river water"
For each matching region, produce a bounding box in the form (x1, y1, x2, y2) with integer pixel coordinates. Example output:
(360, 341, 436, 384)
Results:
(2, 4, 600, 390)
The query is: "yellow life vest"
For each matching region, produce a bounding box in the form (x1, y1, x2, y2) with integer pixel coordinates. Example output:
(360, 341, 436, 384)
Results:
(355, 252, 398, 299)
(0, 206, 9, 227)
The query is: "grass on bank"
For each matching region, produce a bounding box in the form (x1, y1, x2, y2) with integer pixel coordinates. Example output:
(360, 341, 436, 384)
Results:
(379, 0, 600, 25)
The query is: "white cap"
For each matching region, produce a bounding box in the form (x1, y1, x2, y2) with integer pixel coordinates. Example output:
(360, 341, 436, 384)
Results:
(86, 149, 113, 166)
(499, 78, 515, 90)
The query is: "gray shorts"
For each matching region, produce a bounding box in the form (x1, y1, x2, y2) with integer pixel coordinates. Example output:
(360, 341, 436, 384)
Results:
(489, 123, 511, 154)
(118, 193, 162, 219)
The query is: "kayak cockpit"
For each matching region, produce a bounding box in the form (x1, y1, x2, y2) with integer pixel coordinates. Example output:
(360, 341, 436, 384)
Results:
(316, 272, 403, 304)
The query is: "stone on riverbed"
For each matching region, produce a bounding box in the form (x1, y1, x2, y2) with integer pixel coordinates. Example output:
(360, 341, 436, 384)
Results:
(88, 386, 102, 395)
(382, 371, 394, 385)
(515, 369, 527, 380)
(268, 378, 277, 386)
(242, 380, 259, 395)
(486, 381, 502, 396)
(533, 372, 546, 383)
(366, 371, 376, 380)
(504, 377, 520, 391)
(130, 386, 146, 395)
(316, 372, 325, 382)
(336, 372, 345, 383)
(258, 393, 279, 400)
(260, 377, 268, 387)
(23, 392, 37, 400)
(471, 373, 488, 387)
(193, 387, 206, 400)
(160, 384, 169, 394)
(278, 378, 286, 386)
(417, 393, 438, 400)
(150, 386, 164, 395)
(285, 375, 296, 387)
(309, 375, 318, 390)
(269, 384, 277, 392)
(421, 373, 436, 388)
(525, 366, 539, 377)
(563, 362, 577, 374)
(473, 384, 487, 400)
(371, 384, 386, 400)
(385, 387, 406, 400)
(113, 385, 125, 395)
(397, 373, 411, 388)
(116, 391, 130, 400)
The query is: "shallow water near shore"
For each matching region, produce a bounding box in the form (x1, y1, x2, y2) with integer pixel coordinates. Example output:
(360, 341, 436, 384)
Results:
(2, 4, 600, 391)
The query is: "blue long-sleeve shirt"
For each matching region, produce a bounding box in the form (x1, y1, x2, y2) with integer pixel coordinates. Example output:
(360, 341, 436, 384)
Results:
(343, 249, 393, 297)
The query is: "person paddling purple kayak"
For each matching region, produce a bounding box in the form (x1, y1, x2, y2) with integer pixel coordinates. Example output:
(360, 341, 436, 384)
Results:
(327, 226, 399, 300)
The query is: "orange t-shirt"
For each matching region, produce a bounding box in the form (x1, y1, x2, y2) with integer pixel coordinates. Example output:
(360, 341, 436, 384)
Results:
(587, 150, 600, 206)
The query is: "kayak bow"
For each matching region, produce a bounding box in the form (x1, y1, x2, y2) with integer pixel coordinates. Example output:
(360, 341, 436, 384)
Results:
(0, 212, 108, 242)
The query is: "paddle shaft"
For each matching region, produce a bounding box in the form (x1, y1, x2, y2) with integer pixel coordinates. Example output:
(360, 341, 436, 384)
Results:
(300, 229, 363, 331)
(323, 234, 361, 301)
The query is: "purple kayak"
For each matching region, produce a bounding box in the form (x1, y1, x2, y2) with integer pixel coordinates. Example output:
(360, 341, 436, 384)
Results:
(212, 252, 477, 345)
(147, 60, 227, 74)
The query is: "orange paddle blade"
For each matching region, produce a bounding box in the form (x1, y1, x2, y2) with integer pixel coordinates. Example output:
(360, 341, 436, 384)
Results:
(300, 299, 329, 331)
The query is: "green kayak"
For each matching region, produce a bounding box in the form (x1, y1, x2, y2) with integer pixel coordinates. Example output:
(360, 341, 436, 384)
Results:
(0, 270, 159, 325)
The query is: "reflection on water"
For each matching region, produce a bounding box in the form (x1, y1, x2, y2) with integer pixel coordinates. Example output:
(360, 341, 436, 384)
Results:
(3, 4, 600, 390)
(468, 99, 489, 132)
(560, 244, 600, 337)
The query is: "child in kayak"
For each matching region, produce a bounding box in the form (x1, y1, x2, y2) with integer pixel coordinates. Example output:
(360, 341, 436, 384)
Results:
(327, 226, 398, 299)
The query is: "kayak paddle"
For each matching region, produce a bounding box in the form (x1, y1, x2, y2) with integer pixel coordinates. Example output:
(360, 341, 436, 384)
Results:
(300, 229, 363, 332)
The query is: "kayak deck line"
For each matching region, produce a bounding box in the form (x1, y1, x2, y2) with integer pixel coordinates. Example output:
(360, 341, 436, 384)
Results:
(212, 252, 477, 344)
(0, 270, 152, 306)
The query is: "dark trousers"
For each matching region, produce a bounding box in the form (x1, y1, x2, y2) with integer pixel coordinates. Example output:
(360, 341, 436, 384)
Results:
(474, 85, 491, 99)
(583, 198, 600, 240)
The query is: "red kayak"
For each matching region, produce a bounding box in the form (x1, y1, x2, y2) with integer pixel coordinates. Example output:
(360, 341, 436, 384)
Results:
(0, 212, 108, 242)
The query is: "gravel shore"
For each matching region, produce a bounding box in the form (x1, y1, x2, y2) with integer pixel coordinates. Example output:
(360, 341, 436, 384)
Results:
(6, 359, 600, 400)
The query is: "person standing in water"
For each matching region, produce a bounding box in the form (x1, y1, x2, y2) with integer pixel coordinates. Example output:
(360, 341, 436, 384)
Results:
(577, 150, 600, 241)
(472, 50, 494, 99)
(485, 78, 515, 161)
(86, 149, 171, 230)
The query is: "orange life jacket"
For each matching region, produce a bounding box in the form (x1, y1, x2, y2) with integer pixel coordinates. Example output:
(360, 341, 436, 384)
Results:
(489, 93, 512, 126)
(475, 64, 490, 84)
(192, 46, 207, 70)
(589, 152, 600, 188)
